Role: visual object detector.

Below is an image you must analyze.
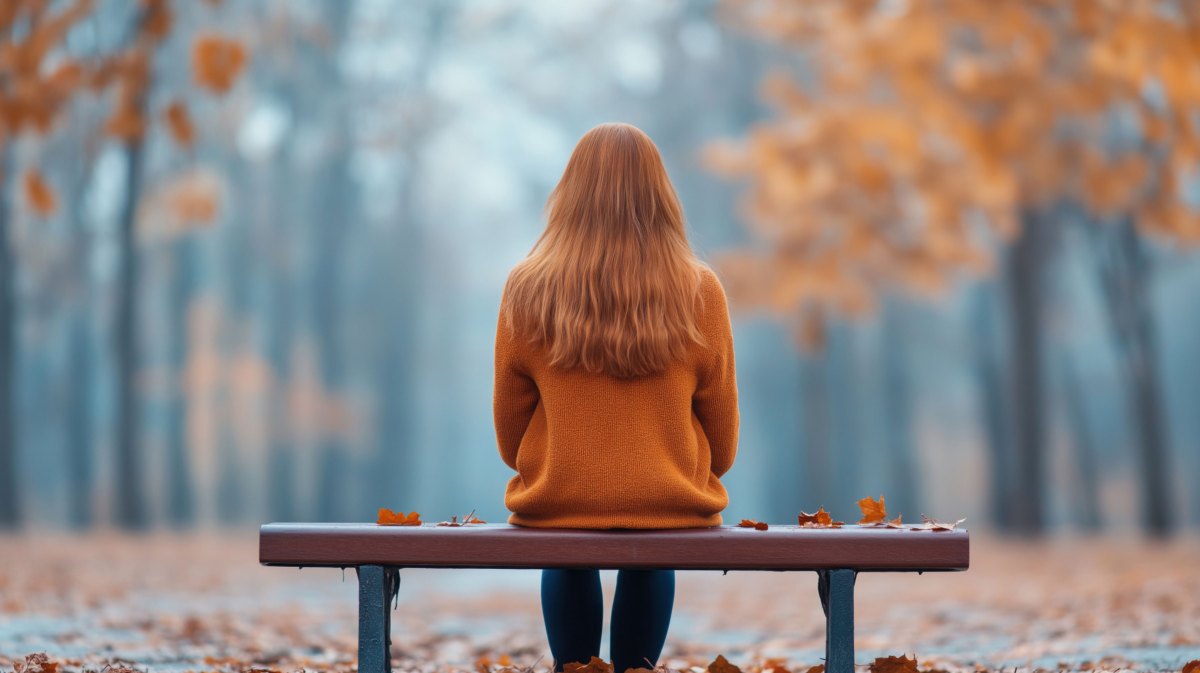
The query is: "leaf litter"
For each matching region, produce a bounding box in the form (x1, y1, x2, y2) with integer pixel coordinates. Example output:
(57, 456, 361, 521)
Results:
(1, 527, 1198, 673)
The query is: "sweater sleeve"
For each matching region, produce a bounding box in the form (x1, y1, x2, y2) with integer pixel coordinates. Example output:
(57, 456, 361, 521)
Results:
(493, 300, 539, 472)
(694, 270, 740, 478)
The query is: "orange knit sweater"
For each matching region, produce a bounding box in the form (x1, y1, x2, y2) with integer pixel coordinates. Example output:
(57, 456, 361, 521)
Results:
(493, 266, 739, 529)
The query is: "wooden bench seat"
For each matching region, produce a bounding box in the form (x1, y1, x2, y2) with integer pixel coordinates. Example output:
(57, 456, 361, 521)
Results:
(259, 523, 969, 673)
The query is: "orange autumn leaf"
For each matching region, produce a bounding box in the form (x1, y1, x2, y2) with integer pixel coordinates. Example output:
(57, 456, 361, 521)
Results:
(797, 507, 843, 528)
(858, 495, 887, 524)
(376, 508, 421, 526)
(738, 518, 769, 530)
(1182, 660, 1199, 673)
(707, 655, 742, 673)
(141, 0, 173, 41)
(886, 515, 903, 528)
(24, 170, 57, 216)
(563, 656, 614, 673)
(163, 100, 194, 147)
(868, 655, 918, 673)
(192, 34, 247, 94)
(803, 666, 824, 673)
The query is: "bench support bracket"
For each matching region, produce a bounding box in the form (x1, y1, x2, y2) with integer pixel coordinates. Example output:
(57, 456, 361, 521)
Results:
(817, 569, 856, 673)
(357, 565, 399, 673)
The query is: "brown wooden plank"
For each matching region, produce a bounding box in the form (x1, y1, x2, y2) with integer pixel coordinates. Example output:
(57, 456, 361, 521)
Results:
(259, 523, 968, 571)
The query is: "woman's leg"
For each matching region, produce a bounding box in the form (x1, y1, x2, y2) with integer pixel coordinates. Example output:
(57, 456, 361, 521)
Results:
(609, 569, 675, 673)
(541, 568, 604, 672)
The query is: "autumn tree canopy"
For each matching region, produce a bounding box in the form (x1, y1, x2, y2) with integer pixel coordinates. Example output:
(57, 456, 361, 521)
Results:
(706, 0, 1200, 345)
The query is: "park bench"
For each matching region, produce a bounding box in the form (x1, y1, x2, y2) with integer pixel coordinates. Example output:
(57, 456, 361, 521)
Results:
(259, 523, 969, 673)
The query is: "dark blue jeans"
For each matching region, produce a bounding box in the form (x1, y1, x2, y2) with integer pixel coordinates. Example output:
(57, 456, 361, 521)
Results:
(541, 568, 675, 673)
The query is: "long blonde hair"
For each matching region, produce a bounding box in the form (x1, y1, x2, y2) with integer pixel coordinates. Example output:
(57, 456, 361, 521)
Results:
(503, 122, 708, 378)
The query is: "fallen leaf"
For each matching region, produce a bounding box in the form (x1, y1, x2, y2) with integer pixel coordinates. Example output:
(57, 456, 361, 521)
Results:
(376, 508, 421, 526)
(439, 508, 486, 526)
(869, 654, 918, 673)
(563, 656, 614, 673)
(1182, 660, 1200, 673)
(803, 666, 824, 673)
(887, 515, 904, 528)
(738, 519, 769, 530)
(708, 654, 742, 673)
(909, 515, 966, 532)
(858, 495, 887, 524)
(14, 653, 58, 673)
(797, 507, 843, 528)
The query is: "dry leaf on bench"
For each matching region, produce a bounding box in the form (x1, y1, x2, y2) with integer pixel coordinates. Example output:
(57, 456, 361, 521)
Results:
(439, 509, 487, 526)
(797, 507, 844, 528)
(738, 519, 769, 530)
(377, 508, 421, 526)
(908, 515, 966, 532)
(857, 495, 887, 524)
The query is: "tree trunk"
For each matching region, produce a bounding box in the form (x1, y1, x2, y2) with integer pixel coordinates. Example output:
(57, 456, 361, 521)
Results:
(1090, 215, 1172, 537)
(827, 321, 860, 502)
(1058, 353, 1102, 531)
(164, 238, 197, 527)
(881, 296, 919, 519)
(310, 1, 355, 523)
(0, 145, 19, 530)
(113, 136, 148, 529)
(801, 352, 831, 509)
(1004, 208, 1050, 535)
(64, 311, 94, 529)
(970, 280, 1016, 530)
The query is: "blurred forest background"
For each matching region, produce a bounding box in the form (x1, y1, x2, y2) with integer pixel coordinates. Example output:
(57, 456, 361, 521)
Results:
(2, 0, 1199, 539)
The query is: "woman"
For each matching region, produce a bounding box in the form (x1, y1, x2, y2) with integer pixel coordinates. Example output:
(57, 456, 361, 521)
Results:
(493, 122, 740, 673)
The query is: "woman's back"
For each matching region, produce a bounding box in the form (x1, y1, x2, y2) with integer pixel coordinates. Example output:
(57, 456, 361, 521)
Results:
(494, 265, 739, 529)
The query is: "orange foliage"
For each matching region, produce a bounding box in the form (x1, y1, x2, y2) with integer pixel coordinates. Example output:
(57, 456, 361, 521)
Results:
(709, 0, 1200, 340)
(376, 509, 421, 526)
(163, 100, 194, 147)
(737, 518, 769, 530)
(192, 34, 248, 94)
(23, 170, 56, 216)
(140, 0, 173, 41)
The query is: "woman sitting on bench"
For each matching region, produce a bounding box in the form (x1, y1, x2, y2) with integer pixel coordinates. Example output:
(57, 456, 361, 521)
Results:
(493, 122, 741, 673)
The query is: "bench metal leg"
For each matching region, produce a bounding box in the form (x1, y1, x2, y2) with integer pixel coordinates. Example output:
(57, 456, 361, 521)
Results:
(357, 565, 399, 673)
(817, 569, 856, 673)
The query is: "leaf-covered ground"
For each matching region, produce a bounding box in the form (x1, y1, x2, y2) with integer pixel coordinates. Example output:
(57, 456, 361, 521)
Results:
(1, 531, 1197, 673)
